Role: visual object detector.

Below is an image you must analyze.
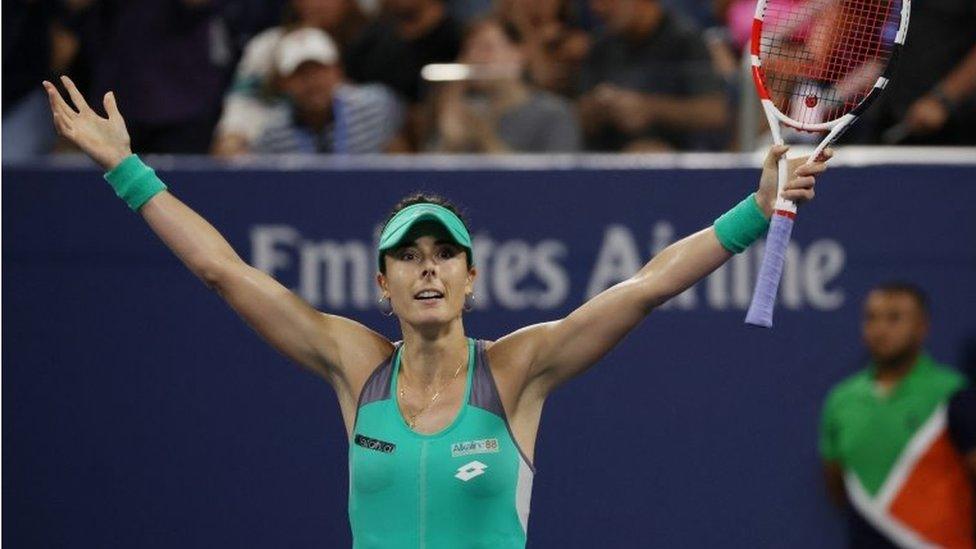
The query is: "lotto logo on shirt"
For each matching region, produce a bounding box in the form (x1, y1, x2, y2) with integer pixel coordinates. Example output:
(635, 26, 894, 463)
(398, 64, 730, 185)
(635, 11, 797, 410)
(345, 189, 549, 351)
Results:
(451, 438, 500, 457)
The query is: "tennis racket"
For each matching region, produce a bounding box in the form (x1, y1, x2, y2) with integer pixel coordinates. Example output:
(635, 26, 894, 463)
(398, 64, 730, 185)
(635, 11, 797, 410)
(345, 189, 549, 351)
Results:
(745, 0, 911, 327)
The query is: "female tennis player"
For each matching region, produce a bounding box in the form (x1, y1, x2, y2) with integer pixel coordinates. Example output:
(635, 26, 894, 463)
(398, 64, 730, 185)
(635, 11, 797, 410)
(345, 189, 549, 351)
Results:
(43, 76, 829, 548)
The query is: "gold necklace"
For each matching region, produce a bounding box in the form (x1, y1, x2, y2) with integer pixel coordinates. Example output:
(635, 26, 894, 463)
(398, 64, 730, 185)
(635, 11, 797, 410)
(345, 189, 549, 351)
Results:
(399, 354, 467, 429)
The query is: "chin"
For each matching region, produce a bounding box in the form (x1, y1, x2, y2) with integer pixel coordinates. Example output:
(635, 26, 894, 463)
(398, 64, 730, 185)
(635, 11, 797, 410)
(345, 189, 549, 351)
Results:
(402, 308, 460, 328)
(870, 347, 915, 366)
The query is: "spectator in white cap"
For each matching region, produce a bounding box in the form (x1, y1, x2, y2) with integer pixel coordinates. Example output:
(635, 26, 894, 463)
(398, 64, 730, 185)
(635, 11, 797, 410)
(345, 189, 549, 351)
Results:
(213, 27, 403, 155)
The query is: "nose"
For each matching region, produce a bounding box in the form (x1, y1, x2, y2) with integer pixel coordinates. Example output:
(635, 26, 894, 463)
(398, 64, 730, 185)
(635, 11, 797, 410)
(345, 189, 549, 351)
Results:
(420, 256, 437, 278)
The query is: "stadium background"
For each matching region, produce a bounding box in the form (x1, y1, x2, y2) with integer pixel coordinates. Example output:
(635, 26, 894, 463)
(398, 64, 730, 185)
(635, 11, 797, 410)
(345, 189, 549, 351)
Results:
(5, 0, 976, 545)
(5, 152, 976, 547)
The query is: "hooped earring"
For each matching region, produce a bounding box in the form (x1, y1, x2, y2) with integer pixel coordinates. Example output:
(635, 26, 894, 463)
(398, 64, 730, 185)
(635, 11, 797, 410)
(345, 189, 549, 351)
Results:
(463, 293, 475, 312)
(379, 296, 394, 317)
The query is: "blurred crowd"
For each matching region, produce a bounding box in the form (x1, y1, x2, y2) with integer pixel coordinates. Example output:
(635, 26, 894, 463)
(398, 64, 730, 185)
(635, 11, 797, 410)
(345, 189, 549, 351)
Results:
(4, 0, 975, 160)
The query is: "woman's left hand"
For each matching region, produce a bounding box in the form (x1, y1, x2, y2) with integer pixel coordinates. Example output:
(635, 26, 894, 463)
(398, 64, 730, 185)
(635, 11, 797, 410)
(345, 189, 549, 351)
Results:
(754, 145, 833, 218)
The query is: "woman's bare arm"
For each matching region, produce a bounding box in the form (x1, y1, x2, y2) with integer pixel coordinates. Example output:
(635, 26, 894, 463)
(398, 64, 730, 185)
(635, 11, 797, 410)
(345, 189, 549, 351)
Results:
(491, 146, 830, 397)
(42, 76, 391, 387)
(139, 191, 392, 381)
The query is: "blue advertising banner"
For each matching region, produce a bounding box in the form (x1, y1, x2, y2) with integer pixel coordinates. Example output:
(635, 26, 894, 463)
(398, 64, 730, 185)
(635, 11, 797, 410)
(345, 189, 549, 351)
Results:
(5, 158, 976, 548)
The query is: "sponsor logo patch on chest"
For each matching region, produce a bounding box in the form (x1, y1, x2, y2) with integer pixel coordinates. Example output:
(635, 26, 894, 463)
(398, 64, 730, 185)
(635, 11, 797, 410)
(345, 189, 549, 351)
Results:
(451, 438, 500, 457)
(455, 460, 488, 481)
(355, 434, 396, 454)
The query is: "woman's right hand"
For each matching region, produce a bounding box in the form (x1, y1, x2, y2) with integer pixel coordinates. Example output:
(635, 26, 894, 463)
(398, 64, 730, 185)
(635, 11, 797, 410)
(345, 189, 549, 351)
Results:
(43, 76, 132, 171)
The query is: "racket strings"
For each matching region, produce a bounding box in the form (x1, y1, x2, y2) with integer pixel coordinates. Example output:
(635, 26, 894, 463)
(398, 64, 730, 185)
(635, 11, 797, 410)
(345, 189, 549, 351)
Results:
(758, 0, 897, 126)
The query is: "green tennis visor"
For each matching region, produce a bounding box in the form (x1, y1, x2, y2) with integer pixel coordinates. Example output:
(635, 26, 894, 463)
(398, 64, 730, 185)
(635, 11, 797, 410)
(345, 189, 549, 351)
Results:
(377, 203, 473, 272)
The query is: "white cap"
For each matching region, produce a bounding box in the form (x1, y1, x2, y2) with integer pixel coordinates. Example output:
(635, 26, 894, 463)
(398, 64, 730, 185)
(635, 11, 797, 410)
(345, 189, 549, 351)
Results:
(275, 28, 339, 76)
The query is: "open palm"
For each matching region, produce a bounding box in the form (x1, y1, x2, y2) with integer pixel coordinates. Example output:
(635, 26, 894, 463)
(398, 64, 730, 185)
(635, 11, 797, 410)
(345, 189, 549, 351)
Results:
(43, 76, 132, 170)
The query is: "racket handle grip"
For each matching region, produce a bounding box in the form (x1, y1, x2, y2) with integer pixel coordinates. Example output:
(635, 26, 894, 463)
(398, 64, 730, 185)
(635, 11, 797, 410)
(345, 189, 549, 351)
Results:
(745, 211, 795, 328)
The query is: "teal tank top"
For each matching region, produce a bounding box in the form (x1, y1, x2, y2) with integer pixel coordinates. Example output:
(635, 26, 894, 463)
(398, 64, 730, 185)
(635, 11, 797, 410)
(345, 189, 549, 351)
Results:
(349, 338, 535, 549)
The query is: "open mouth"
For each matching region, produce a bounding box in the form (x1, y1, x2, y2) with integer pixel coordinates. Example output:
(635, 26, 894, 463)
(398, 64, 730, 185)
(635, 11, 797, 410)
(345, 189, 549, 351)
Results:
(414, 290, 445, 301)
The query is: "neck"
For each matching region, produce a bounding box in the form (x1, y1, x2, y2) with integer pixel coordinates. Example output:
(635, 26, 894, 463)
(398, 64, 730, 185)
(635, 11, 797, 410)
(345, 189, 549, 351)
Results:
(626, 3, 662, 41)
(399, 318, 468, 385)
(874, 349, 921, 385)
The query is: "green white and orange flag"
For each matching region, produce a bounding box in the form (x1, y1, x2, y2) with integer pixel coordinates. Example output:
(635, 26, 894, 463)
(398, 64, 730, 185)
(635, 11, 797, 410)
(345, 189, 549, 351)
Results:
(844, 404, 972, 548)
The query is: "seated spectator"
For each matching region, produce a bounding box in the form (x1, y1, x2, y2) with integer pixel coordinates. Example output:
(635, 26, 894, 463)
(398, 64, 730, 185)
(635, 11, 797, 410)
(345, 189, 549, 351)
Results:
(578, 0, 728, 151)
(212, 0, 371, 154)
(341, 0, 462, 150)
(497, 0, 591, 97)
(850, 0, 976, 145)
(344, 0, 461, 104)
(215, 28, 402, 155)
(427, 18, 581, 153)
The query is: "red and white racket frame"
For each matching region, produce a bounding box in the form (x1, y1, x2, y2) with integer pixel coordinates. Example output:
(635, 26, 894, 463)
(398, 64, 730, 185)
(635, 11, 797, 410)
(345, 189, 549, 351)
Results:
(744, 0, 911, 327)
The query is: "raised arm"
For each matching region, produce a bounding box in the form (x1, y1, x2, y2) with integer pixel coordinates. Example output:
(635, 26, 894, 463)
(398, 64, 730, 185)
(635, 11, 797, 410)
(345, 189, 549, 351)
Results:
(491, 145, 830, 395)
(42, 77, 392, 389)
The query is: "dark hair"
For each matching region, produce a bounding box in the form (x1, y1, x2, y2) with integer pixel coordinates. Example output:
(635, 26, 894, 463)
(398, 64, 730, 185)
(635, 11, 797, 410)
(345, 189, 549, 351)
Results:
(379, 192, 472, 273)
(282, 0, 367, 46)
(384, 192, 470, 228)
(870, 281, 929, 315)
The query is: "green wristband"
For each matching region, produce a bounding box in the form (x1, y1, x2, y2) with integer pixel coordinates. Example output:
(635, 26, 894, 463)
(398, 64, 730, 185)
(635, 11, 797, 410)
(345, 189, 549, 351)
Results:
(104, 154, 167, 211)
(713, 193, 770, 254)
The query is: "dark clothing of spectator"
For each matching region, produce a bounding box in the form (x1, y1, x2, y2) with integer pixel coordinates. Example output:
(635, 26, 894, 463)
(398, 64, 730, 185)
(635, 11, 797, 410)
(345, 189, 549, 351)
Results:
(579, 12, 724, 151)
(345, 15, 462, 103)
(950, 385, 976, 456)
(496, 91, 581, 152)
(851, 0, 976, 145)
(3, 0, 56, 112)
(221, 0, 290, 52)
(662, 0, 716, 28)
(3, 0, 64, 160)
(844, 509, 900, 549)
(83, 0, 235, 153)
